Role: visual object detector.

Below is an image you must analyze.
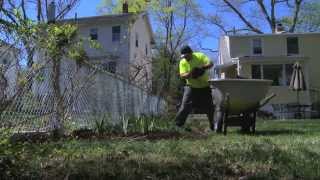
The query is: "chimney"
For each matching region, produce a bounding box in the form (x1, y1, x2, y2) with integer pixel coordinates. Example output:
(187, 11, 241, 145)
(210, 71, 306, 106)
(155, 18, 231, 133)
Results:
(122, 1, 128, 14)
(48, 1, 56, 23)
(275, 23, 286, 34)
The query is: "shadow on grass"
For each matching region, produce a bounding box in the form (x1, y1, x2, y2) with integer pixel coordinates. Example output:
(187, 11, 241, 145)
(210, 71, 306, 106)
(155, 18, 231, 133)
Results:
(36, 143, 320, 180)
(3, 134, 320, 179)
(39, 152, 247, 180)
(254, 129, 306, 136)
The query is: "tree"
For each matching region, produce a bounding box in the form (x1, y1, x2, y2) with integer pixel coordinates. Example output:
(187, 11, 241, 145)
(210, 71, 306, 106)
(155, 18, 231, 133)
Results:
(206, 0, 305, 34)
(98, 0, 149, 14)
(99, 0, 200, 103)
(292, 0, 320, 32)
(0, 1, 91, 137)
(0, 0, 80, 69)
(36, 23, 89, 137)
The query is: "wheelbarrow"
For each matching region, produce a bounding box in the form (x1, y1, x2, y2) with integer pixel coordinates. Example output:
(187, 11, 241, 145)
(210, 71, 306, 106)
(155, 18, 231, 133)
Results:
(209, 79, 275, 135)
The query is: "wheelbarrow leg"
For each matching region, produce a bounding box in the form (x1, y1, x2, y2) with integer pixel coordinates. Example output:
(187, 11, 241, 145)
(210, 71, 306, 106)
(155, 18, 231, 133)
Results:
(223, 93, 230, 135)
(252, 112, 256, 134)
(222, 106, 229, 135)
(223, 122, 227, 135)
(223, 110, 227, 135)
(214, 110, 223, 133)
(211, 86, 225, 134)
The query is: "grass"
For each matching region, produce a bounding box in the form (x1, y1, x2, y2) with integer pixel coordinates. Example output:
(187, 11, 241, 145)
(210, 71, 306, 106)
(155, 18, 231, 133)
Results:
(1, 119, 320, 179)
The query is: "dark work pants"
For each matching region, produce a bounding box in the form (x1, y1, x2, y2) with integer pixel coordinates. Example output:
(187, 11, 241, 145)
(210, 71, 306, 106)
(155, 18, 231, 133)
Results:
(175, 86, 214, 129)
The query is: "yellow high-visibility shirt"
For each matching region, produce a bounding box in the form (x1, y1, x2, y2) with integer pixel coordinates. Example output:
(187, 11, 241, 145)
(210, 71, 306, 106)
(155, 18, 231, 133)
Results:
(179, 52, 211, 88)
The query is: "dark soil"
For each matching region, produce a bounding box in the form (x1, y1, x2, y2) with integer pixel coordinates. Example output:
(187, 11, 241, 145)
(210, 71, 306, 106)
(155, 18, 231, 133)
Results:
(71, 129, 208, 141)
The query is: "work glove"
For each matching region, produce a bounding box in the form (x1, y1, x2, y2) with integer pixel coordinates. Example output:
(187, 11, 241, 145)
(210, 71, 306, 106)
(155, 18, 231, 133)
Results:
(190, 67, 205, 79)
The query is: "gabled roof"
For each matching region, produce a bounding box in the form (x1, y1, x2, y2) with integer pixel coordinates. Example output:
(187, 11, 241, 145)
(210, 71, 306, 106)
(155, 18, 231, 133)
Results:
(225, 32, 320, 38)
(59, 12, 155, 44)
(140, 12, 155, 44)
(59, 13, 135, 24)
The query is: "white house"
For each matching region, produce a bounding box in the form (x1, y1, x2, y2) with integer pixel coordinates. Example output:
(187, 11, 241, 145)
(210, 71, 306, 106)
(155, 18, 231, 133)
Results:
(59, 5, 155, 89)
(217, 32, 320, 118)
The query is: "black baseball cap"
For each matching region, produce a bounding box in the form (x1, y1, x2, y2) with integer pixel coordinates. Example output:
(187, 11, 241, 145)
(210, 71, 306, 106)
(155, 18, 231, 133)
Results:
(180, 45, 193, 58)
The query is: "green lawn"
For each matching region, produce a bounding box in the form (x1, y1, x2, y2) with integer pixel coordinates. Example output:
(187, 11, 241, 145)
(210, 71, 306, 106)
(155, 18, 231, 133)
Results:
(1, 119, 320, 179)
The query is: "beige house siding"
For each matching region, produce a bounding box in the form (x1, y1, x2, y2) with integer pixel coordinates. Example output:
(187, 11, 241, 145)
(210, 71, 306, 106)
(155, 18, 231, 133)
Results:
(72, 16, 131, 77)
(300, 35, 320, 91)
(57, 13, 154, 88)
(219, 33, 320, 117)
(129, 13, 153, 89)
(239, 60, 311, 105)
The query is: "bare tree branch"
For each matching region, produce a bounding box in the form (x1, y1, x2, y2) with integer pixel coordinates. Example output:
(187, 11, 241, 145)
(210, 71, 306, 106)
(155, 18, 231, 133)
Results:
(289, 0, 303, 32)
(222, 0, 263, 34)
(172, 0, 188, 60)
(256, 0, 273, 31)
(21, 0, 27, 20)
(271, 0, 276, 33)
(198, 42, 218, 53)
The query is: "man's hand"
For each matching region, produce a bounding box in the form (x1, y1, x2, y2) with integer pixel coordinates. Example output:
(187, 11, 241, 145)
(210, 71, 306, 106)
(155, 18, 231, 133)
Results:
(190, 67, 205, 79)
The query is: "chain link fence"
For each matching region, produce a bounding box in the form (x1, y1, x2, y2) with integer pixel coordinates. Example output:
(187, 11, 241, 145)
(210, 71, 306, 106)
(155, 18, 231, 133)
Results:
(0, 59, 166, 132)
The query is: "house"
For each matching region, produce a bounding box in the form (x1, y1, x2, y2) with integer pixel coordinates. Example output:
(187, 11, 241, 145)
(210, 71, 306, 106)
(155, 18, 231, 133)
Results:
(30, 3, 161, 121)
(0, 41, 19, 98)
(59, 4, 155, 90)
(217, 32, 320, 118)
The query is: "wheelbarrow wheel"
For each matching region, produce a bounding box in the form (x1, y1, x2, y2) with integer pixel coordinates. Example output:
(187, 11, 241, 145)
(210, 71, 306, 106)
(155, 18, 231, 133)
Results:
(241, 113, 252, 133)
(241, 112, 256, 134)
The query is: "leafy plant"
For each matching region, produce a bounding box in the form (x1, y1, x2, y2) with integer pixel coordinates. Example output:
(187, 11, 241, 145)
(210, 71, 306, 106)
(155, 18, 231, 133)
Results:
(134, 115, 155, 134)
(94, 118, 105, 135)
(93, 114, 113, 135)
(121, 115, 129, 135)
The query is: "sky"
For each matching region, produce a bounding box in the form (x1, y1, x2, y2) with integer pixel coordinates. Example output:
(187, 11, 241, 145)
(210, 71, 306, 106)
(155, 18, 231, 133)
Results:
(64, 0, 293, 61)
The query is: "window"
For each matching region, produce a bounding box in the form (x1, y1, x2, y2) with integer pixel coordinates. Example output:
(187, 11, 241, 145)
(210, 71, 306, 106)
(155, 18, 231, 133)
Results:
(112, 26, 121, 42)
(145, 44, 148, 55)
(287, 37, 299, 55)
(135, 33, 139, 47)
(108, 61, 117, 73)
(90, 28, 98, 40)
(252, 38, 262, 55)
(251, 65, 261, 79)
(251, 64, 294, 86)
(263, 64, 283, 86)
(102, 61, 117, 73)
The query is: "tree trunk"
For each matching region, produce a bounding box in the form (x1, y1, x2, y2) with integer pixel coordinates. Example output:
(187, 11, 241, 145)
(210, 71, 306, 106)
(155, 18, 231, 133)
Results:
(50, 57, 64, 137)
(0, 72, 7, 103)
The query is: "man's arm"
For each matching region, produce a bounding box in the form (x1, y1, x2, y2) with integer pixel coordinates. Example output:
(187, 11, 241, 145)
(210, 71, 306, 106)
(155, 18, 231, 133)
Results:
(180, 62, 213, 79)
(180, 72, 192, 79)
(202, 61, 213, 70)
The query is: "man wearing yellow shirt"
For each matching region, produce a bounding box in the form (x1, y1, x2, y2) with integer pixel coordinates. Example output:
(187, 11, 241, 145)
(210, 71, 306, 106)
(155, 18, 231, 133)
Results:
(175, 45, 215, 130)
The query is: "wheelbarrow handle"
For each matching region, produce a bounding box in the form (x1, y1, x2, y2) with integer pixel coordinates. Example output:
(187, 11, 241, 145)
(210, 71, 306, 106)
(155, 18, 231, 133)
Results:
(259, 93, 276, 107)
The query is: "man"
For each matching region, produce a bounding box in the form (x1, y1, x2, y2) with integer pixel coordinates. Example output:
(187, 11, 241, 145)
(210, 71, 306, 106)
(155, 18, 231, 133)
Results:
(175, 45, 215, 131)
